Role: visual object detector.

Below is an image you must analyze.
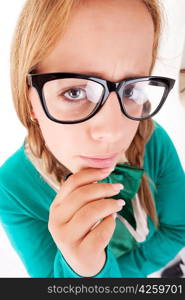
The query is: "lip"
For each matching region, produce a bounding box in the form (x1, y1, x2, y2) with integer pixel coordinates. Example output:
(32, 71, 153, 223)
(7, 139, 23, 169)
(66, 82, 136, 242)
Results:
(80, 153, 119, 168)
(81, 153, 119, 159)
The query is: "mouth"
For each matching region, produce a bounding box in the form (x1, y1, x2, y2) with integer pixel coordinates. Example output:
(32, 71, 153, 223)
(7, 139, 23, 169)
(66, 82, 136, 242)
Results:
(79, 153, 119, 168)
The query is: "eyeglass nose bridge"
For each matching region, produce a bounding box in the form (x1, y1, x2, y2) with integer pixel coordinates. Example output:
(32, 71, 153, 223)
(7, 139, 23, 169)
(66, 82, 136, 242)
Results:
(102, 80, 124, 110)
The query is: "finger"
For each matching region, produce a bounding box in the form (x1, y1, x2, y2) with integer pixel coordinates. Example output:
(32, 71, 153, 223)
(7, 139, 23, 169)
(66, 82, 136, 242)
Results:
(79, 213, 117, 256)
(65, 199, 125, 241)
(53, 167, 115, 206)
(51, 182, 124, 224)
(89, 212, 116, 231)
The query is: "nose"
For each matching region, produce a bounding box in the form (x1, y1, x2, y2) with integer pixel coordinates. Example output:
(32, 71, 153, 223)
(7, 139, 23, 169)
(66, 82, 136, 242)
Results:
(89, 91, 128, 142)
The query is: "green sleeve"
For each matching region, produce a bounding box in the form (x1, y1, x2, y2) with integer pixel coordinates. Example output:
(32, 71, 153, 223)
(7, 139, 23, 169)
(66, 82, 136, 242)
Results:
(0, 183, 121, 278)
(117, 123, 185, 277)
(54, 245, 121, 278)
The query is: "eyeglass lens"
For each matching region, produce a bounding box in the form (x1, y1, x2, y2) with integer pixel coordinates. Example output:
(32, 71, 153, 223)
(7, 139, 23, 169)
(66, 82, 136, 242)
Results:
(43, 78, 166, 121)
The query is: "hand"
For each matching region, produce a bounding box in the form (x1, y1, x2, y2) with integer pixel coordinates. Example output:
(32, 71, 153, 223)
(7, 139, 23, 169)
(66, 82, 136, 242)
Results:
(48, 167, 125, 277)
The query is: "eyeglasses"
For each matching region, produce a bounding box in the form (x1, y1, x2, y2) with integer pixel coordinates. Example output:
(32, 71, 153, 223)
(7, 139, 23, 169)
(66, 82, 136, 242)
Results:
(27, 72, 175, 124)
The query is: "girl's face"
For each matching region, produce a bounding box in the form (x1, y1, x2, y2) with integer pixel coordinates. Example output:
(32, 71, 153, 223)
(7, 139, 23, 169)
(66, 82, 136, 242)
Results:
(29, 0, 154, 173)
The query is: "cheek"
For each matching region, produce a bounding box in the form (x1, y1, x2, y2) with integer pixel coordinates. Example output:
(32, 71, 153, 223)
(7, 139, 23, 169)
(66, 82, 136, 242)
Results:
(29, 87, 79, 159)
(40, 122, 76, 158)
(125, 120, 140, 148)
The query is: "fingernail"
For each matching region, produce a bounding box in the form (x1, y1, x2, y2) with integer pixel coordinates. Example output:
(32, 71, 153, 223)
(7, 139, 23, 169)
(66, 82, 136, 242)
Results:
(117, 199, 125, 206)
(112, 184, 124, 191)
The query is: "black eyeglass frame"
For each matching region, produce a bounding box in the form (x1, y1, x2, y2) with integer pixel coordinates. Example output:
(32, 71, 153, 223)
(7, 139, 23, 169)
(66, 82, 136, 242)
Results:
(27, 72, 175, 124)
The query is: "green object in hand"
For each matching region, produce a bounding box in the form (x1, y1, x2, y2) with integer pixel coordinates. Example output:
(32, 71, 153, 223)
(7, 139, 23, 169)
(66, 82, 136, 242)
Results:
(98, 163, 144, 229)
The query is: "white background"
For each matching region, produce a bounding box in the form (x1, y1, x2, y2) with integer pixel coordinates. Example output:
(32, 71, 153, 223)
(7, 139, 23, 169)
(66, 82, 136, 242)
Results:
(0, 0, 185, 277)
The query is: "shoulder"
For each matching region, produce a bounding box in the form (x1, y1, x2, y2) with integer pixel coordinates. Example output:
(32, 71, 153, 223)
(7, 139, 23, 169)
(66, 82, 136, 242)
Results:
(145, 120, 178, 159)
(0, 142, 41, 204)
(0, 142, 55, 218)
(0, 143, 31, 188)
(146, 120, 174, 148)
(144, 121, 184, 182)
(0, 145, 23, 181)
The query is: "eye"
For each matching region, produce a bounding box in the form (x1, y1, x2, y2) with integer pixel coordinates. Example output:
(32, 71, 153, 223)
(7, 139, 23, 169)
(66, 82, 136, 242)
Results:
(124, 86, 134, 98)
(63, 88, 87, 100)
(124, 85, 145, 104)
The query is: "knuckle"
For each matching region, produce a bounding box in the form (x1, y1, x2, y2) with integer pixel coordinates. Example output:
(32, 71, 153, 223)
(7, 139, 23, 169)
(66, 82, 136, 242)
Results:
(48, 212, 58, 230)
(49, 200, 60, 212)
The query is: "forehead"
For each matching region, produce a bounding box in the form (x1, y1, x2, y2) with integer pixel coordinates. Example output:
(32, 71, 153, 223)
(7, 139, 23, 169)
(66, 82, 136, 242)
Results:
(38, 0, 154, 81)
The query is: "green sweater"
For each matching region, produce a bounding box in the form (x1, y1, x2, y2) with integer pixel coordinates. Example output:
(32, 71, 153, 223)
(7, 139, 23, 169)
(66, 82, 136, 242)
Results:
(0, 121, 185, 278)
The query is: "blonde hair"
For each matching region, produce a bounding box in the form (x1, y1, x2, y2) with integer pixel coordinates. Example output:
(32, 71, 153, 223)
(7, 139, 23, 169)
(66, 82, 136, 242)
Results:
(10, 0, 162, 226)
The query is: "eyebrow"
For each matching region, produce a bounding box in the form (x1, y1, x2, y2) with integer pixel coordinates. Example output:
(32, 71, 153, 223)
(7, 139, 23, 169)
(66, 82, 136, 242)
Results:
(81, 70, 148, 81)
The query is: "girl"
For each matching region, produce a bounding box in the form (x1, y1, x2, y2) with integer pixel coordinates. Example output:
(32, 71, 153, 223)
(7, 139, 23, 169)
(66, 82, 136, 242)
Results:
(0, 0, 185, 278)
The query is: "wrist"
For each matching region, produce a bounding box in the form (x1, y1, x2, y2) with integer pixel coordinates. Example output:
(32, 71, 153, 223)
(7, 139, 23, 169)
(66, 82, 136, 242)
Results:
(69, 251, 106, 277)
(60, 249, 107, 277)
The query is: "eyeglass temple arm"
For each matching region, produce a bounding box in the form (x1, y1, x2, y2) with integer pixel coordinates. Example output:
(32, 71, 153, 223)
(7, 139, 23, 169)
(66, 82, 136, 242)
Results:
(27, 74, 33, 87)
